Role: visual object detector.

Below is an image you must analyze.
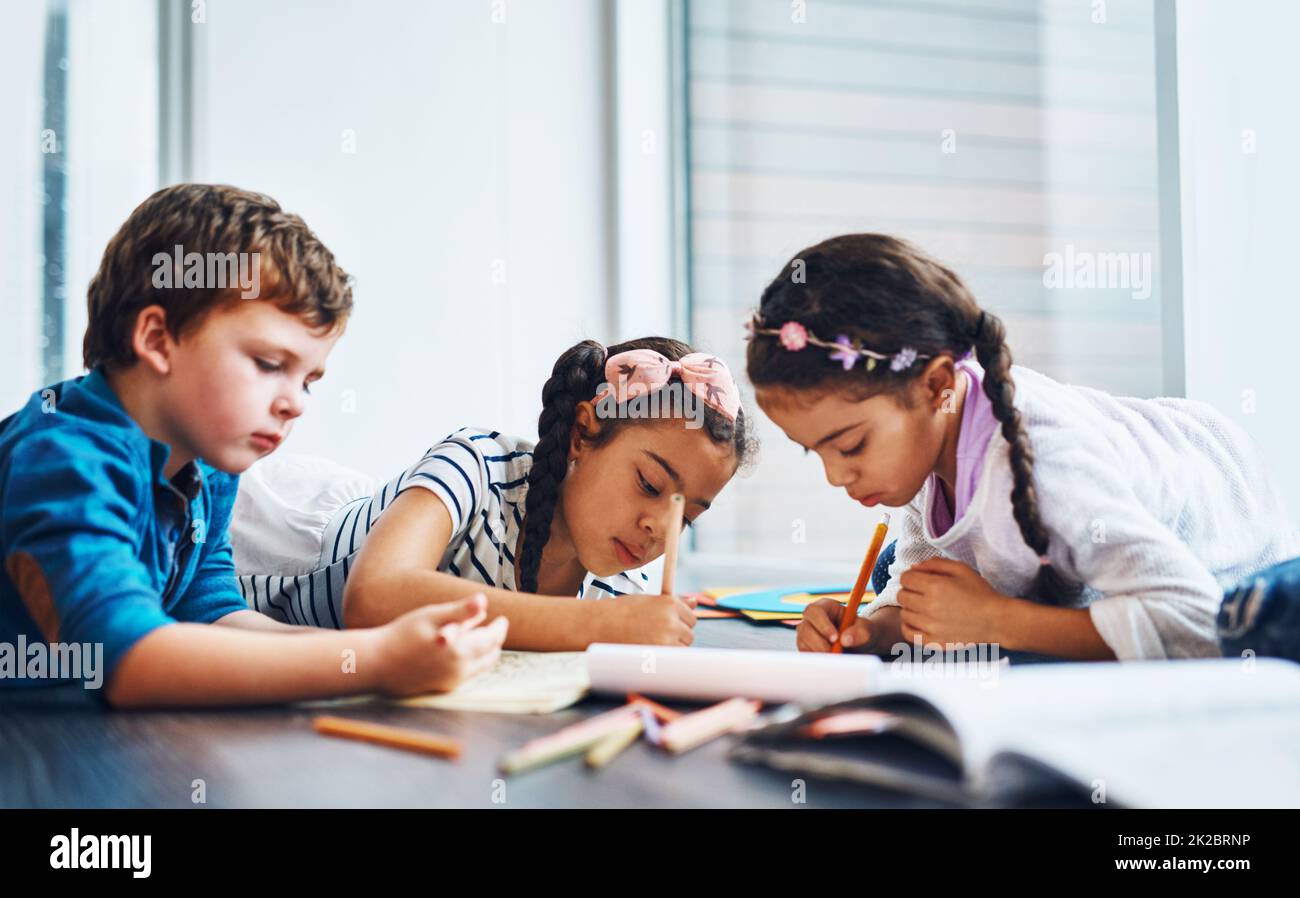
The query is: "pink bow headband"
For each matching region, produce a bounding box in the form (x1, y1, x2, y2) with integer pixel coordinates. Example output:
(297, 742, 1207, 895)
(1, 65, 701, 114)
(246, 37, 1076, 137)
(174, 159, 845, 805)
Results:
(593, 349, 742, 421)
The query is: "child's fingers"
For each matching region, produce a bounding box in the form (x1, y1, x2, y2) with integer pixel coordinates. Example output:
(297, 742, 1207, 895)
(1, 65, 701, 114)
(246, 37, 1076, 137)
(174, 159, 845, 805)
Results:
(661, 593, 697, 613)
(899, 610, 929, 643)
(838, 618, 873, 650)
(896, 586, 933, 614)
(803, 599, 840, 623)
(463, 631, 506, 676)
(912, 557, 970, 577)
(478, 614, 510, 645)
(802, 602, 842, 644)
(672, 619, 695, 646)
(424, 593, 489, 628)
(675, 601, 697, 628)
(446, 641, 500, 687)
(796, 621, 832, 653)
(451, 616, 509, 660)
(898, 568, 947, 593)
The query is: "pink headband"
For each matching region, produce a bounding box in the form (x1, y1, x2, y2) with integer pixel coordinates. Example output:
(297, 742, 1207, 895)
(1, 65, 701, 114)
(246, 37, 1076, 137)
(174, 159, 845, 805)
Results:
(594, 349, 742, 421)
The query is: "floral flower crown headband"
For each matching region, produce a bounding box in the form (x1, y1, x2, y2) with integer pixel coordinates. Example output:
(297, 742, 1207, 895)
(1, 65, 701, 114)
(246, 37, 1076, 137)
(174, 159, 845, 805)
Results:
(744, 312, 931, 373)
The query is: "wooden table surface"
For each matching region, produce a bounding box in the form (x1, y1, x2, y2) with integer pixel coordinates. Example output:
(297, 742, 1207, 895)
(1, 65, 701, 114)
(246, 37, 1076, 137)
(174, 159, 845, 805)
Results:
(0, 618, 954, 808)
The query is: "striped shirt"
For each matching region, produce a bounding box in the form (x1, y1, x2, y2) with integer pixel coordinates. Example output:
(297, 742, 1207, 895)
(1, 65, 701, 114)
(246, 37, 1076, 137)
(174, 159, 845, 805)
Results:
(237, 428, 650, 627)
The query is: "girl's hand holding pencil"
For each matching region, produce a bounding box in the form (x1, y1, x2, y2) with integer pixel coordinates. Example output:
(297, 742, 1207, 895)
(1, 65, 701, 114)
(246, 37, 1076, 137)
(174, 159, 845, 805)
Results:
(797, 599, 878, 653)
(798, 514, 891, 654)
(597, 593, 697, 646)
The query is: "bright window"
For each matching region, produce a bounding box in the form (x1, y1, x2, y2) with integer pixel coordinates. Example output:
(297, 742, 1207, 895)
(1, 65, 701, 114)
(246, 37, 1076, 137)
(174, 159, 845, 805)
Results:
(682, 0, 1172, 564)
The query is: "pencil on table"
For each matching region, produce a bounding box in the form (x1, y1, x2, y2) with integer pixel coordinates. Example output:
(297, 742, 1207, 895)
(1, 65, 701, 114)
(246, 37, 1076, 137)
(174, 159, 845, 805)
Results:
(832, 513, 891, 654)
(660, 493, 686, 595)
(312, 715, 462, 760)
(627, 692, 683, 722)
(637, 703, 664, 746)
(658, 697, 762, 754)
(498, 704, 641, 775)
(584, 718, 645, 769)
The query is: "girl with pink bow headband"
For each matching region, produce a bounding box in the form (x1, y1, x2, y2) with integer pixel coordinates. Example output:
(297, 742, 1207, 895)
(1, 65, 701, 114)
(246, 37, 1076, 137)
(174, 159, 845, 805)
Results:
(593, 347, 744, 422)
(283, 335, 755, 652)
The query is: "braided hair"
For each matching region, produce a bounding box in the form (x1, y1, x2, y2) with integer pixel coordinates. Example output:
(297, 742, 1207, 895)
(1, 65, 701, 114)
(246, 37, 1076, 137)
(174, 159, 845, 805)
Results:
(518, 336, 757, 594)
(746, 233, 1081, 606)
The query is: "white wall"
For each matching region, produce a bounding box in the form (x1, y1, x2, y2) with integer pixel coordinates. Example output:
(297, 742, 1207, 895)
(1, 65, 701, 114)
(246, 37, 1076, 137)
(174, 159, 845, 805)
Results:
(612, 0, 676, 342)
(1176, 0, 1300, 524)
(195, 0, 614, 478)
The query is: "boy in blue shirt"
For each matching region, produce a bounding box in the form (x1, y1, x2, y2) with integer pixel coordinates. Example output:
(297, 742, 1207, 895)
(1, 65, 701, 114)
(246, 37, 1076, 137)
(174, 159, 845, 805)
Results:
(0, 184, 505, 706)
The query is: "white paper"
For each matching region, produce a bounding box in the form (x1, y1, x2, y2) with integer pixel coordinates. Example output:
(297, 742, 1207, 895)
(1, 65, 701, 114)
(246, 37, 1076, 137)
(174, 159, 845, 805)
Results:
(585, 643, 882, 705)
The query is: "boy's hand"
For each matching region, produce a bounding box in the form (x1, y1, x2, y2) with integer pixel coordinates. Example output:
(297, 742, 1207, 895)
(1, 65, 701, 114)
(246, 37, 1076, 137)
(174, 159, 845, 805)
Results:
(373, 594, 507, 696)
(599, 593, 696, 646)
(796, 598, 873, 653)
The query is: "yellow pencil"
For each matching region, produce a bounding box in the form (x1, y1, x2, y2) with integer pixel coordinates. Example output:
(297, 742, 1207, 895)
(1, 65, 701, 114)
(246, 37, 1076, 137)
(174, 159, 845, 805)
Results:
(831, 513, 891, 654)
(498, 705, 640, 775)
(584, 718, 645, 769)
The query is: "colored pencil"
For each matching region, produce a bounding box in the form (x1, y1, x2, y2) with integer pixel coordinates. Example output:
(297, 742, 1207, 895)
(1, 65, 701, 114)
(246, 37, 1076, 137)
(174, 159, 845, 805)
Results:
(832, 513, 891, 654)
(312, 715, 462, 760)
(658, 697, 761, 753)
(498, 704, 640, 775)
(584, 718, 645, 769)
(660, 493, 686, 595)
(627, 692, 683, 722)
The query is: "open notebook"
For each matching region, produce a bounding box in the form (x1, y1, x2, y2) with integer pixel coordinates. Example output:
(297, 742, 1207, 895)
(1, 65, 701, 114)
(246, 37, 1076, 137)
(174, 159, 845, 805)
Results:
(732, 658, 1300, 808)
(396, 651, 590, 714)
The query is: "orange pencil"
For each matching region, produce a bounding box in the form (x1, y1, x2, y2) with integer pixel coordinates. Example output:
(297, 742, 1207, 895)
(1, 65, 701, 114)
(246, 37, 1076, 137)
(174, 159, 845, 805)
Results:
(627, 692, 683, 722)
(831, 513, 891, 654)
(312, 715, 463, 760)
(660, 493, 686, 595)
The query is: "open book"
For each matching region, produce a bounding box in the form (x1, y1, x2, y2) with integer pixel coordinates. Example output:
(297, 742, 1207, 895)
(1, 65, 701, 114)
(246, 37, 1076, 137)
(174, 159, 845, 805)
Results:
(731, 658, 1300, 808)
(396, 651, 589, 714)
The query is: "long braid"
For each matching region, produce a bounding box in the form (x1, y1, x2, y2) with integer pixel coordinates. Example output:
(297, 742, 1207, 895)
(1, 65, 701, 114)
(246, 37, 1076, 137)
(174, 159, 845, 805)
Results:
(969, 310, 1083, 605)
(518, 340, 606, 594)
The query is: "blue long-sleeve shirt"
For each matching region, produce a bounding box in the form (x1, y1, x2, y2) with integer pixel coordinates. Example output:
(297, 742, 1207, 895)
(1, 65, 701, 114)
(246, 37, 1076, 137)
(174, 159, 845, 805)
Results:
(0, 368, 249, 691)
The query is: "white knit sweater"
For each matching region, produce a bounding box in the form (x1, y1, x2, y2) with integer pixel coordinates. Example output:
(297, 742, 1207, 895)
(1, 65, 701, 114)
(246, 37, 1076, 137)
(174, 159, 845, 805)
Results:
(869, 365, 1299, 659)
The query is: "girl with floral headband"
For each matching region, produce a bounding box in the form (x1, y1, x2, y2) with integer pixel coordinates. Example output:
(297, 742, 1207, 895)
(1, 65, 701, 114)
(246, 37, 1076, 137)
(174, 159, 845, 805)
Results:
(231, 337, 756, 649)
(746, 234, 1297, 660)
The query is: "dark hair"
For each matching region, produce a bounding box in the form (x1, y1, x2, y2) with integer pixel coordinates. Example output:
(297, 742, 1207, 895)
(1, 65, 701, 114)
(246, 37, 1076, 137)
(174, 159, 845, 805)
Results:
(746, 233, 1081, 606)
(518, 336, 757, 594)
(84, 183, 353, 370)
